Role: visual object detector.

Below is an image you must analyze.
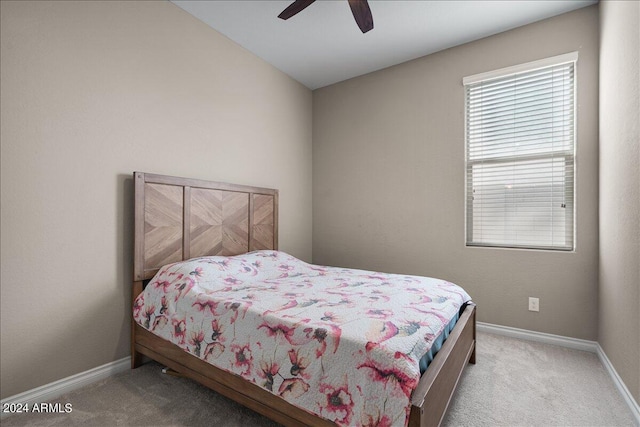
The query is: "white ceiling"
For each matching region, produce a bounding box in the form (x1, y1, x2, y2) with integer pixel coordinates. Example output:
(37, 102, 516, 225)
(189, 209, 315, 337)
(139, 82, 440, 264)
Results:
(171, 0, 597, 90)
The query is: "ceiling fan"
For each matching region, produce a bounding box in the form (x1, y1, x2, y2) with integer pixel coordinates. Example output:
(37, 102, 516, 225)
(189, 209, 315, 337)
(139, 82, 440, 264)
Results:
(278, 0, 374, 34)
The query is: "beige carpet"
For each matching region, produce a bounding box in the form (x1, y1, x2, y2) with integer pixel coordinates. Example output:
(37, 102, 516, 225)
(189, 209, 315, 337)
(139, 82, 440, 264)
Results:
(3, 332, 635, 426)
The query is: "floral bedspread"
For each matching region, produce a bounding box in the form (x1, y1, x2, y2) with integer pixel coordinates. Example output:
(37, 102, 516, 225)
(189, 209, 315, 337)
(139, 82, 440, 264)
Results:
(134, 251, 471, 426)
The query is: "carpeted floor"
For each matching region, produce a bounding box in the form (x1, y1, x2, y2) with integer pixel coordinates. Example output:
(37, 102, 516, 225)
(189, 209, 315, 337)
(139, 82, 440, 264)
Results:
(2, 332, 635, 426)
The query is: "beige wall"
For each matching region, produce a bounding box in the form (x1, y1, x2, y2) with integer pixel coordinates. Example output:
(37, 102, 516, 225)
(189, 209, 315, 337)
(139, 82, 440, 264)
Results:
(0, 1, 312, 399)
(313, 6, 600, 340)
(599, 0, 640, 404)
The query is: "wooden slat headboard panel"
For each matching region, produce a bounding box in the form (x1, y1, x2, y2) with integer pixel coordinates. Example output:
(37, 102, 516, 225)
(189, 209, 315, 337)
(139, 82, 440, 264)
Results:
(133, 172, 278, 281)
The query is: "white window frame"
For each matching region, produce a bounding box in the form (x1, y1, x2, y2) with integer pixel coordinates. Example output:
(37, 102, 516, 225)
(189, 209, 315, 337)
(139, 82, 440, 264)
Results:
(463, 52, 578, 251)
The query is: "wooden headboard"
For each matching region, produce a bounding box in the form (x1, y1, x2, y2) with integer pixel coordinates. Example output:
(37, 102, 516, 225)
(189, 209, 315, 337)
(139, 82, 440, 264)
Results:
(133, 172, 278, 281)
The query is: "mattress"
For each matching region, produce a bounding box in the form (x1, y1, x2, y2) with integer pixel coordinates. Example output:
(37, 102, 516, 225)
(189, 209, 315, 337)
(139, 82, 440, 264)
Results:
(134, 251, 471, 427)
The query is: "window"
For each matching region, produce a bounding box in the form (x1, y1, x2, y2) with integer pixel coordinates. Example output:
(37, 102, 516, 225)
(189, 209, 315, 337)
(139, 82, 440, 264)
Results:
(464, 52, 577, 251)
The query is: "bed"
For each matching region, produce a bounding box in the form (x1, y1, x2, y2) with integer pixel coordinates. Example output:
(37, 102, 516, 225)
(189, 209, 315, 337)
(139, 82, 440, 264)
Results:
(131, 172, 476, 427)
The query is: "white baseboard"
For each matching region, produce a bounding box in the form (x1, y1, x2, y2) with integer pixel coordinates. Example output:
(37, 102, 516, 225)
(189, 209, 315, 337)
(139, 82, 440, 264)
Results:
(0, 356, 131, 419)
(477, 321, 599, 352)
(478, 322, 639, 426)
(596, 344, 640, 426)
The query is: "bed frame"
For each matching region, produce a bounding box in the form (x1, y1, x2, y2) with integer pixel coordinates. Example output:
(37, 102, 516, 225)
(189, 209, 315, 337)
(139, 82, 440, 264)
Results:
(131, 172, 476, 427)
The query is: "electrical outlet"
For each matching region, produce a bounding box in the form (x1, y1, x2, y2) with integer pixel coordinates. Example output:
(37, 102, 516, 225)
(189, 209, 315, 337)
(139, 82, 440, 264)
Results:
(528, 297, 540, 312)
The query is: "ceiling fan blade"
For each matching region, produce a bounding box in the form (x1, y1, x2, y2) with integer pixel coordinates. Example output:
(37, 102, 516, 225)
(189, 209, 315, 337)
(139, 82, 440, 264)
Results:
(347, 0, 374, 33)
(278, 0, 316, 20)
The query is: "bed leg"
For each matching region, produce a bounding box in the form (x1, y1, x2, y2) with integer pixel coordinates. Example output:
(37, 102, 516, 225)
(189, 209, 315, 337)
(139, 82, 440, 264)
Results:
(131, 320, 143, 369)
(131, 280, 144, 369)
(131, 350, 144, 369)
(162, 367, 185, 378)
(469, 303, 476, 365)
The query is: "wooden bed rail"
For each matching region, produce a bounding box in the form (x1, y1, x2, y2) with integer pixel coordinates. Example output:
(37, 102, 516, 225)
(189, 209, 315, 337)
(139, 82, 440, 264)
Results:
(408, 303, 476, 427)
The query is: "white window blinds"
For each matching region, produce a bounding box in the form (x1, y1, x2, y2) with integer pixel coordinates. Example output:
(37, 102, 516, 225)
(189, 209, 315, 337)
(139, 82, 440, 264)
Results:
(464, 53, 576, 251)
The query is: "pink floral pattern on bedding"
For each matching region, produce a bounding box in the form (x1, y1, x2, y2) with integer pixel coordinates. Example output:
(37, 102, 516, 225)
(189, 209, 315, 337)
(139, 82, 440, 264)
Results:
(134, 251, 471, 427)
